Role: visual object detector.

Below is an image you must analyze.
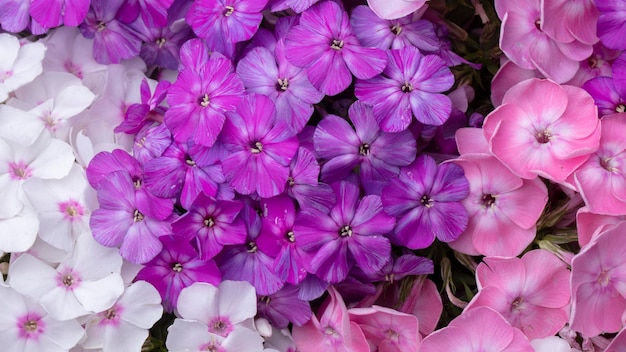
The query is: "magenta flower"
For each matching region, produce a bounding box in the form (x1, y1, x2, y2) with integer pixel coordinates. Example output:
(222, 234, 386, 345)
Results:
(313, 101, 417, 188)
(465, 250, 571, 340)
(382, 155, 469, 249)
(596, 0, 626, 50)
(30, 0, 90, 29)
(135, 235, 221, 312)
(284, 0, 387, 96)
(186, 0, 268, 45)
(116, 0, 174, 27)
(257, 284, 313, 328)
(582, 53, 626, 117)
(295, 181, 394, 284)
(115, 78, 170, 135)
(165, 51, 244, 147)
(355, 46, 455, 131)
(220, 94, 299, 198)
(171, 194, 247, 260)
(286, 147, 336, 213)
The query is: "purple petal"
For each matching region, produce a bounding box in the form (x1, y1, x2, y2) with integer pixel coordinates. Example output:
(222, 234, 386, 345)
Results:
(348, 235, 391, 274)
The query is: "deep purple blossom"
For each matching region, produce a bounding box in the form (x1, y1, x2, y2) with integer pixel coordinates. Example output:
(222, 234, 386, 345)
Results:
(30, 0, 90, 29)
(217, 205, 284, 295)
(295, 181, 394, 284)
(596, 0, 626, 50)
(582, 53, 626, 117)
(186, 0, 268, 46)
(143, 140, 225, 210)
(117, 0, 174, 28)
(79, 0, 142, 64)
(286, 147, 336, 213)
(136, 235, 221, 312)
(220, 94, 299, 198)
(257, 284, 313, 329)
(355, 46, 455, 131)
(284, 0, 387, 96)
(115, 78, 170, 135)
(313, 101, 417, 191)
(165, 50, 244, 147)
(90, 171, 171, 264)
(171, 194, 247, 260)
(365, 253, 434, 283)
(382, 155, 469, 249)
(350, 5, 439, 52)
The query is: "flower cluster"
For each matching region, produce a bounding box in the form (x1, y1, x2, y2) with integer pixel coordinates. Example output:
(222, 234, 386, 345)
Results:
(2, 0, 626, 351)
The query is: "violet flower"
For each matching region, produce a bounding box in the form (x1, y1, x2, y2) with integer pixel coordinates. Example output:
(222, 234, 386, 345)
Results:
(116, 0, 174, 28)
(171, 194, 247, 260)
(220, 94, 299, 198)
(286, 147, 336, 213)
(284, 0, 387, 96)
(596, 0, 626, 50)
(135, 235, 221, 312)
(582, 53, 626, 117)
(115, 78, 170, 135)
(382, 155, 469, 249)
(355, 46, 455, 131)
(295, 181, 394, 284)
(30, 0, 90, 29)
(257, 284, 313, 329)
(132, 123, 172, 165)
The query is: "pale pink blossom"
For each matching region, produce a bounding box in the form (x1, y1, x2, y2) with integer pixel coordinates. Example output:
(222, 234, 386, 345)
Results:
(348, 305, 421, 351)
(576, 206, 626, 248)
(366, 0, 427, 20)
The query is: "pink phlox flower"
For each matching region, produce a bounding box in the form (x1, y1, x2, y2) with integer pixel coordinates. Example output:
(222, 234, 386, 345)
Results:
(292, 286, 370, 352)
(490, 60, 543, 107)
(348, 305, 421, 351)
(606, 327, 626, 351)
(420, 306, 534, 351)
(399, 278, 442, 336)
(0, 33, 46, 103)
(566, 43, 620, 87)
(541, 0, 599, 46)
(284, 0, 387, 96)
(465, 250, 571, 340)
(576, 206, 626, 248)
(366, 0, 426, 20)
(570, 221, 626, 337)
(448, 154, 548, 257)
(483, 78, 600, 187)
(582, 52, 626, 117)
(8, 233, 125, 321)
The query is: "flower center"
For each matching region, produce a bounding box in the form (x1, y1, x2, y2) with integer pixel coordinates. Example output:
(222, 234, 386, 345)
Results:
(285, 230, 295, 242)
(251, 141, 263, 154)
(199, 94, 210, 107)
(260, 295, 271, 304)
(587, 56, 599, 69)
(390, 24, 402, 35)
(277, 78, 289, 91)
(156, 37, 166, 48)
(133, 209, 144, 222)
(597, 270, 611, 287)
(324, 326, 338, 336)
(185, 154, 197, 166)
(247, 241, 258, 253)
(420, 195, 434, 208)
(96, 21, 106, 31)
(534, 19, 541, 30)
(172, 262, 183, 272)
(209, 317, 233, 337)
(616, 104, 626, 113)
(9, 161, 31, 180)
(63, 274, 75, 287)
(223, 5, 235, 16)
(330, 39, 344, 50)
(339, 225, 352, 237)
(359, 143, 370, 156)
(204, 217, 215, 227)
(385, 329, 400, 341)
(105, 308, 117, 320)
(481, 194, 496, 207)
(401, 82, 413, 93)
(133, 177, 142, 188)
(24, 320, 38, 332)
(511, 296, 524, 310)
(535, 130, 552, 144)
(287, 176, 295, 186)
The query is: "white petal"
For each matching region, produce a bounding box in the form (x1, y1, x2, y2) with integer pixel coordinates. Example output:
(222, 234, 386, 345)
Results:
(0, 173, 25, 219)
(0, 34, 19, 71)
(40, 286, 89, 320)
(0, 286, 28, 330)
(42, 314, 84, 349)
(218, 281, 257, 324)
(82, 314, 106, 349)
(0, 209, 39, 253)
(166, 319, 216, 352)
(118, 281, 163, 329)
(5, 41, 45, 92)
(103, 320, 148, 352)
(73, 273, 124, 313)
(71, 233, 123, 280)
(222, 327, 265, 352)
(176, 283, 219, 323)
(52, 85, 95, 120)
(29, 139, 75, 179)
(0, 105, 44, 145)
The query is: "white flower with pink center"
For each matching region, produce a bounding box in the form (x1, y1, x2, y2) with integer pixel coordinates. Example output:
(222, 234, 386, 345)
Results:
(0, 285, 83, 350)
(0, 33, 46, 103)
(23, 163, 97, 252)
(8, 233, 124, 321)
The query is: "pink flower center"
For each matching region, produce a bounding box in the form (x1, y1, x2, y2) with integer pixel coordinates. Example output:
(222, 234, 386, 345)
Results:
(401, 82, 414, 93)
(209, 317, 233, 337)
(17, 313, 45, 340)
(8, 161, 32, 180)
(597, 270, 611, 287)
(511, 296, 525, 311)
(58, 200, 86, 221)
(200, 341, 225, 352)
(63, 61, 83, 79)
(99, 304, 123, 327)
(535, 130, 552, 144)
(56, 269, 81, 290)
(385, 328, 400, 341)
(204, 217, 216, 227)
(481, 194, 497, 208)
(600, 156, 618, 173)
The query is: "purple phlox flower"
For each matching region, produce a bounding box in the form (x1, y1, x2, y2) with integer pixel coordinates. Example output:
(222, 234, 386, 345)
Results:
(382, 155, 469, 249)
(294, 181, 394, 284)
(90, 170, 171, 264)
(0, 0, 31, 33)
(355, 46, 455, 132)
(165, 47, 244, 147)
(582, 53, 626, 117)
(87, 149, 174, 220)
(333, 268, 378, 303)
(365, 253, 434, 283)
(257, 284, 313, 329)
(132, 122, 172, 165)
(284, 0, 387, 96)
(596, 0, 626, 50)
(350, 5, 439, 52)
(135, 235, 221, 312)
(115, 78, 170, 135)
(216, 205, 285, 295)
(186, 0, 269, 46)
(29, 0, 90, 29)
(297, 273, 329, 301)
(314, 101, 417, 191)
(117, 0, 174, 28)
(220, 93, 299, 198)
(237, 37, 324, 134)
(256, 194, 311, 285)
(287, 147, 336, 213)
(171, 193, 247, 260)
(129, 6, 194, 70)
(79, 0, 142, 64)
(567, 43, 620, 87)
(428, 24, 481, 69)
(429, 109, 470, 155)
(143, 139, 226, 209)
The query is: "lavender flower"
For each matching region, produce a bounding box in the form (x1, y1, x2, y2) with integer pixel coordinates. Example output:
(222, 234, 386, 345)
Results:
(286, 147, 336, 213)
(295, 181, 394, 283)
(257, 285, 313, 328)
(582, 53, 626, 116)
(132, 123, 172, 165)
(355, 46, 455, 131)
(284, 0, 387, 96)
(115, 78, 170, 135)
(136, 235, 221, 312)
(596, 0, 626, 50)
(382, 155, 469, 249)
(117, 0, 174, 28)
(220, 94, 299, 198)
